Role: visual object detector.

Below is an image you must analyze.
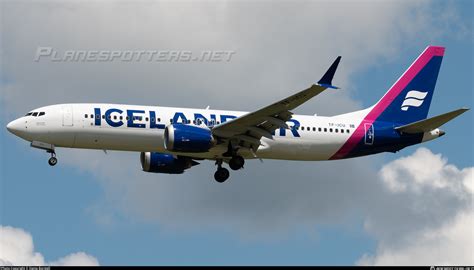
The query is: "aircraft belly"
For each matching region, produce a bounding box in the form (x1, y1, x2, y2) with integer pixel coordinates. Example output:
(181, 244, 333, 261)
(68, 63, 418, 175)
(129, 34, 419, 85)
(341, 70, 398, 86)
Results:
(256, 137, 345, 161)
(73, 128, 165, 152)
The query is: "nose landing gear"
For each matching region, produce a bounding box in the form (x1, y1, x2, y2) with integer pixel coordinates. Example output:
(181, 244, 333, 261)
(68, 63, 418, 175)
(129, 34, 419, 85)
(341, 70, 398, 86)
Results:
(30, 141, 58, 167)
(47, 150, 57, 166)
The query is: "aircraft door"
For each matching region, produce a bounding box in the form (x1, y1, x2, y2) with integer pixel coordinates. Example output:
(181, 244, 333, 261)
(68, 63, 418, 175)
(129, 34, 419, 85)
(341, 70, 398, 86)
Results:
(62, 105, 73, 126)
(364, 123, 374, 145)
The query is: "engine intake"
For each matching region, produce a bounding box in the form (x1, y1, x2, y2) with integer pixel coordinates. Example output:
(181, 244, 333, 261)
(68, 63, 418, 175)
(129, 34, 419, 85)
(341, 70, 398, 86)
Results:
(164, 124, 215, 152)
(140, 152, 199, 174)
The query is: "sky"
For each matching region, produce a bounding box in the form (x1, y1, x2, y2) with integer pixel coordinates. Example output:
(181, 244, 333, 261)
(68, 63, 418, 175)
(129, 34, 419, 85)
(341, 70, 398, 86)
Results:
(0, 0, 473, 266)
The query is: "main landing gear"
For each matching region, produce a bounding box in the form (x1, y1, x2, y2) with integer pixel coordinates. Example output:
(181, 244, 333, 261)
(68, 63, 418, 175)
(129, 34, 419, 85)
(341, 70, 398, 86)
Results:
(214, 160, 230, 183)
(213, 155, 245, 183)
(229, 156, 245, 170)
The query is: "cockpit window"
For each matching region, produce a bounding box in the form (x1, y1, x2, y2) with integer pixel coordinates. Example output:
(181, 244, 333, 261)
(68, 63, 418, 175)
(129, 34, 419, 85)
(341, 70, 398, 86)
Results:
(32, 112, 39, 116)
(25, 112, 33, 116)
(39, 112, 45, 116)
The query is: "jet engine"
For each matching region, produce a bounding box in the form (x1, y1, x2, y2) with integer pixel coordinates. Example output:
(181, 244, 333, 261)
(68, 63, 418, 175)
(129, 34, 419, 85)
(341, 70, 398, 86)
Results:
(140, 152, 199, 174)
(164, 124, 215, 152)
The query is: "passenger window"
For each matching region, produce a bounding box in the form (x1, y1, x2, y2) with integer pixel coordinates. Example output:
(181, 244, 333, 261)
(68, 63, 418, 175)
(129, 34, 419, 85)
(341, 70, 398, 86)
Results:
(113, 115, 117, 120)
(126, 116, 129, 120)
(120, 116, 123, 120)
(346, 129, 350, 133)
(158, 118, 161, 122)
(307, 127, 310, 131)
(145, 117, 149, 121)
(96, 114, 100, 119)
(170, 119, 173, 124)
(32, 112, 38, 116)
(85, 114, 88, 118)
(324, 128, 327, 132)
(335, 129, 338, 133)
(102, 115, 105, 119)
(318, 127, 322, 132)
(108, 115, 112, 119)
(313, 127, 316, 131)
(329, 128, 333, 132)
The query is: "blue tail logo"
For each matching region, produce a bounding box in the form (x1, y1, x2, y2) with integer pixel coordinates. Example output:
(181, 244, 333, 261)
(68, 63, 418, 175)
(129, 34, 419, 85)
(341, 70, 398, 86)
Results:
(400, 90, 428, 111)
(367, 46, 445, 125)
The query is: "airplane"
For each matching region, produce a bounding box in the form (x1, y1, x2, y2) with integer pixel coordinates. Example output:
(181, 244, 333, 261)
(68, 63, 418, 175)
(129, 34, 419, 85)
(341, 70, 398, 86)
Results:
(6, 45, 469, 183)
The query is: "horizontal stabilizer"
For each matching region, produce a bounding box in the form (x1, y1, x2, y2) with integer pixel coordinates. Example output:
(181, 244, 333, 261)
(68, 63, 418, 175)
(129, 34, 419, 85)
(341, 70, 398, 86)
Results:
(395, 108, 469, 134)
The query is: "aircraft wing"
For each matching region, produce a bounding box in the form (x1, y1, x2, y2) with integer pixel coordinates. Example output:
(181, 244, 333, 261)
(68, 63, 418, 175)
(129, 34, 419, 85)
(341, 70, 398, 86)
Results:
(212, 56, 341, 154)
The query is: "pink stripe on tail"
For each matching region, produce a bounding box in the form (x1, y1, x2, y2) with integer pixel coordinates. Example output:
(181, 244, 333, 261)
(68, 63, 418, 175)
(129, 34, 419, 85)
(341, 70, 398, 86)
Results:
(330, 46, 445, 160)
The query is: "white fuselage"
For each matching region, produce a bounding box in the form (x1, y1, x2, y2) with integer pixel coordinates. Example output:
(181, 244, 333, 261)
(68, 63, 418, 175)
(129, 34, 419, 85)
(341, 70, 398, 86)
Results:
(7, 103, 370, 161)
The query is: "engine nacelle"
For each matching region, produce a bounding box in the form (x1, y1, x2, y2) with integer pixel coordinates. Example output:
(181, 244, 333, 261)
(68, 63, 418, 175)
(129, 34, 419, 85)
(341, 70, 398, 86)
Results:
(140, 152, 199, 174)
(164, 124, 215, 152)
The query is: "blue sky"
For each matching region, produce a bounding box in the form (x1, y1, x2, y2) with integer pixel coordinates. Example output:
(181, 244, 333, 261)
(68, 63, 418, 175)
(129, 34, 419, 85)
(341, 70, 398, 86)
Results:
(1, 0, 472, 266)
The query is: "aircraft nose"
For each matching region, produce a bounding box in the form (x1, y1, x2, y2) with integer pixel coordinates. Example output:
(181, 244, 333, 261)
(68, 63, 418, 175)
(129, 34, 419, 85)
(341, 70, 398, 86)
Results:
(6, 118, 24, 136)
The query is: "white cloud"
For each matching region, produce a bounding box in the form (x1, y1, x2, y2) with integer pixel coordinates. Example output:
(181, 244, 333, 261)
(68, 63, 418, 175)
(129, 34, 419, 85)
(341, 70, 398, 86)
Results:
(359, 211, 474, 265)
(60, 148, 380, 236)
(380, 147, 473, 195)
(359, 147, 474, 265)
(49, 252, 100, 266)
(0, 225, 99, 266)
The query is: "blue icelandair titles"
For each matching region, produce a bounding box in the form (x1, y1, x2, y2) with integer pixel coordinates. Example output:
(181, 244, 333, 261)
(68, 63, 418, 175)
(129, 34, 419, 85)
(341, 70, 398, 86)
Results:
(5, 46, 469, 183)
(92, 107, 302, 137)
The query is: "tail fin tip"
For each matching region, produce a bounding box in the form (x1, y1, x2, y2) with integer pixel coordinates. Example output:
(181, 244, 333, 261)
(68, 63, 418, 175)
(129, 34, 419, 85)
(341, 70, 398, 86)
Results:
(427, 45, 445, 57)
